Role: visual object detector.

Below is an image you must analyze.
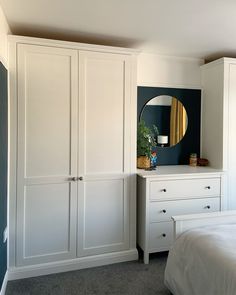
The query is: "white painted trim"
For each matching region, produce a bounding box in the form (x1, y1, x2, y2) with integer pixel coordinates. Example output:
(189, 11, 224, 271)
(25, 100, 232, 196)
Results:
(0, 57, 8, 70)
(8, 35, 140, 55)
(0, 271, 8, 295)
(129, 54, 137, 249)
(8, 40, 17, 268)
(8, 249, 138, 280)
(201, 57, 236, 70)
(201, 58, 224, 69)
(138, 82, 202, 90)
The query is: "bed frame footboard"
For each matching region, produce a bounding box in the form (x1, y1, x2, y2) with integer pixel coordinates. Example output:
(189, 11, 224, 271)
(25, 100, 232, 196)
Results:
(172, 210, 236, 238)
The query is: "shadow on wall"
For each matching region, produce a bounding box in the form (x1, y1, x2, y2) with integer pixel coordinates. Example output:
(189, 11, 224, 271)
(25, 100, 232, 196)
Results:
(11, 25, 145, 49)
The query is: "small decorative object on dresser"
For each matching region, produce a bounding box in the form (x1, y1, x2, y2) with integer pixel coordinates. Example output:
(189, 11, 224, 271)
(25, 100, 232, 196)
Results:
(189, 153, 197, 166)
(137, 120, 158, 169)
(198, 158, 209, 166)
(137, 165, 224, 264)
(137, 156, 151, 169)
(157, 135, 168, 147)
(150, 151, 158, 168)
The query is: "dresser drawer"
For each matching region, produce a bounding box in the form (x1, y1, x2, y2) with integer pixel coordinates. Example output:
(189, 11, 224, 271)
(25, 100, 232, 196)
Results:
(149, 197, 220, 223)
(149, 221, 173, 252)
(150, 178, 221, 200)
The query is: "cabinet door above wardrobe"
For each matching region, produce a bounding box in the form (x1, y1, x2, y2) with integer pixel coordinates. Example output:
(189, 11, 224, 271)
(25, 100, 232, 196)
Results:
(77, 51, 132, 256)
(16, 44, 78, 266)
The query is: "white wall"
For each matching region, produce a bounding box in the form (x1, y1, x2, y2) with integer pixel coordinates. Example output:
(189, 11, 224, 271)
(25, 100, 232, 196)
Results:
(137, 53, 204, 89)
(0, 6, 11, 68)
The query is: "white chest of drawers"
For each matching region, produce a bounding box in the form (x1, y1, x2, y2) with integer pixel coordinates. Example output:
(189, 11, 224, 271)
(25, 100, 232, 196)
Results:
(137, 165, 224, 264)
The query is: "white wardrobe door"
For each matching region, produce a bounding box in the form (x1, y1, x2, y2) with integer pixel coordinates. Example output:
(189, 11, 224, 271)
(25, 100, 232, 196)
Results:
(77, 50, 131, 256)
(16, 44, 78, 266)
(228, 64, 236, 209)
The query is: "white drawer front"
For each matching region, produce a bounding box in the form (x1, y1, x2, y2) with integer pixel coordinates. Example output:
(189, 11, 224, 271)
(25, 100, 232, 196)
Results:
(150, 178, 221, 200)
(149, 197, 220, 223)
(149, 222, 173, 252)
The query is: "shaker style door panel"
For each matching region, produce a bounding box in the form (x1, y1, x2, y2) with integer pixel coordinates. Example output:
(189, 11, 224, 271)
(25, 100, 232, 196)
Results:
(78, 51, 132, 256)
(77, 178, 129, 256)
(16, 44, 78, 266)
(18, 45, 77, 177)
(18, 183, 76, 265)
(78, 50, 131, 175)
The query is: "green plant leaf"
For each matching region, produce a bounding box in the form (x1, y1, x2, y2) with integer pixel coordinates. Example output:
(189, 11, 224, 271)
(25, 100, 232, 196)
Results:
(137, 120, 157, 158)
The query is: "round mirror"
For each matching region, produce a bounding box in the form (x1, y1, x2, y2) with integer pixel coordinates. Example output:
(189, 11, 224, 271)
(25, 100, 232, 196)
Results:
(140, 95, 188, 147)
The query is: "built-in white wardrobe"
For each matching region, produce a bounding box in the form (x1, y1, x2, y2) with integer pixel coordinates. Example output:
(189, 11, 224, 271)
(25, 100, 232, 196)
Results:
(8, 36, 138, 279)
(201, 58, 236, 210)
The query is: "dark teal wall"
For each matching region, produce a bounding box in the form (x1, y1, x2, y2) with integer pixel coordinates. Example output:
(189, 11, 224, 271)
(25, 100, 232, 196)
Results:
(141, 105, 171, 145)
(0, 62, 8, 288)
(138, 86, 201, 165)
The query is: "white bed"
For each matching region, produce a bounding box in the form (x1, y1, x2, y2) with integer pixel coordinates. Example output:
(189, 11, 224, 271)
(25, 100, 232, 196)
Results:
(164, 211, 236, 295)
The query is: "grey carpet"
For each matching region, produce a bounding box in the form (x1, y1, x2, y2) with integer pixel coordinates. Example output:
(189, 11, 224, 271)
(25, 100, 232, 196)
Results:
(6, 252, 171, 295)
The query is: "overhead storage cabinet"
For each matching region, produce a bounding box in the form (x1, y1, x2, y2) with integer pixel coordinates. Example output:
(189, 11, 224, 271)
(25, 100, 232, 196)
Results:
(201, 58, 236, 209)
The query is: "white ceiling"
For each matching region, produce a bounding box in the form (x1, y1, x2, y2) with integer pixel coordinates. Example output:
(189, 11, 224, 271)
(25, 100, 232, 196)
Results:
(1, 0, 236, 60)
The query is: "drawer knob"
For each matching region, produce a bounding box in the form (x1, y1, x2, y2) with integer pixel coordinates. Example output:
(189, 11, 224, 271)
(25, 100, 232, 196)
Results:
(205, 186, 211, 190)
(162, 209, 167, 213)
(205, 205, 211, 209)
(161, 189, 167, 192)
(162, 233, 166, 237)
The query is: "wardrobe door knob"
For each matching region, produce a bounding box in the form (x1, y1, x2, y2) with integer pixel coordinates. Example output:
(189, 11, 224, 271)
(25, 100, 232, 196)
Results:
(161, 189, 167, 192)
(205, 186, 211, 190)
(78, 176, 83, 181)
(162, 233, 166, 237)
(205, 205, 211, 209)
(162, 209, 167, 213)
(68, 177, 78, 182)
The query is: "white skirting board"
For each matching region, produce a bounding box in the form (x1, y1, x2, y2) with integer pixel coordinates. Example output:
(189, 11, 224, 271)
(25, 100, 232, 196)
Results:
(0, 271, 8, 295)
(8, 249, 138, 281)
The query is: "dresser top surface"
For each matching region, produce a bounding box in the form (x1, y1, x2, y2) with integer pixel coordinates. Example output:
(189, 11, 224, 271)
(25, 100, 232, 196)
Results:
(137, 165, 224, 178)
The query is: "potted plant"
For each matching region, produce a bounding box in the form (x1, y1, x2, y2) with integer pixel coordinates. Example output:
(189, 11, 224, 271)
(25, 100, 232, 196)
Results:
(137, 120, 158, 169)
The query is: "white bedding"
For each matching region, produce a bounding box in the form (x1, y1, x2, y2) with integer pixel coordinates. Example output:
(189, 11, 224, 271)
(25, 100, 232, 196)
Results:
(164, 224, 236, 295)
